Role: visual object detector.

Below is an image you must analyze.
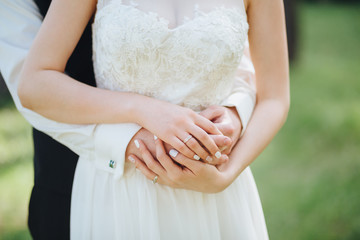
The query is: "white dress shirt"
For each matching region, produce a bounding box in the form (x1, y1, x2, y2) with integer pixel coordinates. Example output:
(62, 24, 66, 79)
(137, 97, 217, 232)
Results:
(0, 0, 256, 178)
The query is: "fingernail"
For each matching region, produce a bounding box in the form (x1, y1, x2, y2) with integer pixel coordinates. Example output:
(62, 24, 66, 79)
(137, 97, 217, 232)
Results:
(154, 135, 158, 140)
(194, 155, 200, 161)
(134, 140, 140, 149)
(206, 156, 213, 162)
(169, 149, 178, 158)
(215, 151, 221, 159)
(128, 156, 135, 163)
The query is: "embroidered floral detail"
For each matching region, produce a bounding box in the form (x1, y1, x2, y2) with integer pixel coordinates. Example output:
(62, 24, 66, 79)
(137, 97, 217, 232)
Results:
(93, 0, 249, 111)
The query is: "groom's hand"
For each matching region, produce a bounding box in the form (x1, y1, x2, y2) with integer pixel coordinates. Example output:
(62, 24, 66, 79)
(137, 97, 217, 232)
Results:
(125, 128, 156, 162)
(125, 128, 230, 164)
(199, 106, 242, 155)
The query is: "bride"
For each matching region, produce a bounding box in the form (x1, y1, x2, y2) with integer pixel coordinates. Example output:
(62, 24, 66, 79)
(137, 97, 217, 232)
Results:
(18, 0, 289, 239)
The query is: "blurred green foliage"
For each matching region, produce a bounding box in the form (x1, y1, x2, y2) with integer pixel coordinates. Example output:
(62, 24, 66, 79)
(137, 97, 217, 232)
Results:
(0, 2, 359, 240)
(252, 3, 360, 240)
(301, 0, 358, 4)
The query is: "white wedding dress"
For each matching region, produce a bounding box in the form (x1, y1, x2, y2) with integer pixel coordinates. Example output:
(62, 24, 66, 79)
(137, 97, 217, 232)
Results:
(70, 0, 269, 239)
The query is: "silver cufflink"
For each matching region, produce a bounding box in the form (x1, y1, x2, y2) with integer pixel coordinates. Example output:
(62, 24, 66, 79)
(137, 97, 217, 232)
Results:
(109, 160, 116, 168)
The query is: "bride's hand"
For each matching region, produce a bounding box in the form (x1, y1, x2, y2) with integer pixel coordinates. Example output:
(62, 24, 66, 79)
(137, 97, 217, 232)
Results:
(135, 99, 226, 162)
(126, 130, 231, 165)
(129, 139, 233, 193)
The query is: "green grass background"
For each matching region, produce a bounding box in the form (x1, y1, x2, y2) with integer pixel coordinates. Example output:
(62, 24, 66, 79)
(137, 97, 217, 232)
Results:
(0, 3, 359, 240)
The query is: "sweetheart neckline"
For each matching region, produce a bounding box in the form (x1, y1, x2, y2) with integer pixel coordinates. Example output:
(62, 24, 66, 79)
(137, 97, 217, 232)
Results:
(97, 1, 248, 32)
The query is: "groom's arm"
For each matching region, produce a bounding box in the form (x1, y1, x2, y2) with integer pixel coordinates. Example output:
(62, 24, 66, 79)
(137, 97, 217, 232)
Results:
(0, 0, 141, 179)
(0, 0, 256, 174)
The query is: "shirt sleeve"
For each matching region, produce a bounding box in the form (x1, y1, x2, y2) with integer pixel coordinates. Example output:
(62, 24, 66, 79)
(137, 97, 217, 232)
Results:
(220, 39, 256, 136)
(0, 0, 142, 178)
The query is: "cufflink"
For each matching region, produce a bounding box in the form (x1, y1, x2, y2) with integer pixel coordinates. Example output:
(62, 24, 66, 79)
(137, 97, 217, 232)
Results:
(109, 160, 116, 168)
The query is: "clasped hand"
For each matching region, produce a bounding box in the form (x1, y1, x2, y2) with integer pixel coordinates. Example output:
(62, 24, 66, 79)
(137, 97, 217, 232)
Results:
(127, 105, 242, 193)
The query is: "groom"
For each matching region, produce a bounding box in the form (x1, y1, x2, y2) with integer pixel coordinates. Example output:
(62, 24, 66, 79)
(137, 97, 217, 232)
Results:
(0, 0, 255, 239)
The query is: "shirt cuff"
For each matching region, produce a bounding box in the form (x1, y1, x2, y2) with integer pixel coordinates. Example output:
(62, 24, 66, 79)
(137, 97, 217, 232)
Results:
(221, 92, 256, 137)
(93, 123, 142, 179)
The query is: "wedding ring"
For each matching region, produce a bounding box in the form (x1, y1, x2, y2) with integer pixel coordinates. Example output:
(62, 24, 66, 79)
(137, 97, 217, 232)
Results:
(183, 135, 193, 143)
(152, 175, 158, 184)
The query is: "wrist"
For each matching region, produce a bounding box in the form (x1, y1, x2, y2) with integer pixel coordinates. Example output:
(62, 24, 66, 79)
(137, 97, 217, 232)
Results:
(123, 93, 154, 125)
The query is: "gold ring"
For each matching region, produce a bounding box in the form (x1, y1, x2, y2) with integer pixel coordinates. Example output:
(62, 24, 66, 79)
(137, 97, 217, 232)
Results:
(152, 175, 158, 184)
(184, 135, 193, 143)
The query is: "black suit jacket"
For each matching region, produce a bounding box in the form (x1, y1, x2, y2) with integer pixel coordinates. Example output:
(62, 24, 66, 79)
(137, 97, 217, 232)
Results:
(28, 1, 95, 239)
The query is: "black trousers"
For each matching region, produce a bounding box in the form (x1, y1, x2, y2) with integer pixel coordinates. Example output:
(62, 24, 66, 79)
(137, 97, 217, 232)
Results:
(28, 186, 71, 240)
(28, 129, 78, 240)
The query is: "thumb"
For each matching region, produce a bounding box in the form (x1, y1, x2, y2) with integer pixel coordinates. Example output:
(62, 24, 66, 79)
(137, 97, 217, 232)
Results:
(199, 106, 223, 121)
(210, 135, 232, 151)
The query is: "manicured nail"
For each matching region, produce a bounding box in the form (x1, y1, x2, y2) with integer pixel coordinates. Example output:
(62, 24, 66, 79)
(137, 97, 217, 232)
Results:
(169, 149, 178, 158)
(128, 156, 135, 163)
(154, 135, 158, 140)
(215, 151, 221, 159)
(206, 156, 213, 162)
(194, 155, 200, 161)
(134, 140, 140, 149)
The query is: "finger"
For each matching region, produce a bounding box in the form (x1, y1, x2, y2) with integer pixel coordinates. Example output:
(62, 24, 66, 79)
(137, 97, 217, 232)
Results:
(134, 139, 165, 175)
(198, 105, 223, 121)
(180, 133, 227, 165)
(188, 126, 222, 162)
(154, 137, 182, 172)
(215, 122, 238, 139)
(130, 154, 161, 184)
(172, 136, 199, 160)
(194, 115, 222, 135)
(210, 134, 232, 151)
(179, 133, 208, 161)
(168, 149, 200, 173)
(217, 154, 229, 164)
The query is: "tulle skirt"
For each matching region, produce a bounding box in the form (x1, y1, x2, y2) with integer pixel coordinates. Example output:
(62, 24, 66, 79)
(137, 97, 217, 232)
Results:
(71, 156, 269, 239)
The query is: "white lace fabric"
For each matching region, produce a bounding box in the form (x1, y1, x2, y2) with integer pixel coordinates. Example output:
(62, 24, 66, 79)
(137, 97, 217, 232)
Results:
(69, 1, 269, 239)
(92, 0, 249, 111)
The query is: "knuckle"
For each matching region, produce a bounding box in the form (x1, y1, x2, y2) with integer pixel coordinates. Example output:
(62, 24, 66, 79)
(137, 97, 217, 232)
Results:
(226, 125, 235, 135)
(187, 139, 197, 148)
(198, 132, 207, 142)
(186, 108, 195, 116)
(165, 127, 175, 136)
(177, 144, 186, 153)
(170, 173, 181, 182)
(147, 161, 156, 170)
(156, 151, 166, 160)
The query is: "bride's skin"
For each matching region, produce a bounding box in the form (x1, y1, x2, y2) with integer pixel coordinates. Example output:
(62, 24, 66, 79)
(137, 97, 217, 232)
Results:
(18, 0, 289, 192)
(125, 105, 242, 165)
(132, 0, 290, 193)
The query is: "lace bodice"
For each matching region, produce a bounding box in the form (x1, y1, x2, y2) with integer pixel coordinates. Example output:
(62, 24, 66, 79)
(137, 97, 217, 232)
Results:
(92, 0, 249, 111)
